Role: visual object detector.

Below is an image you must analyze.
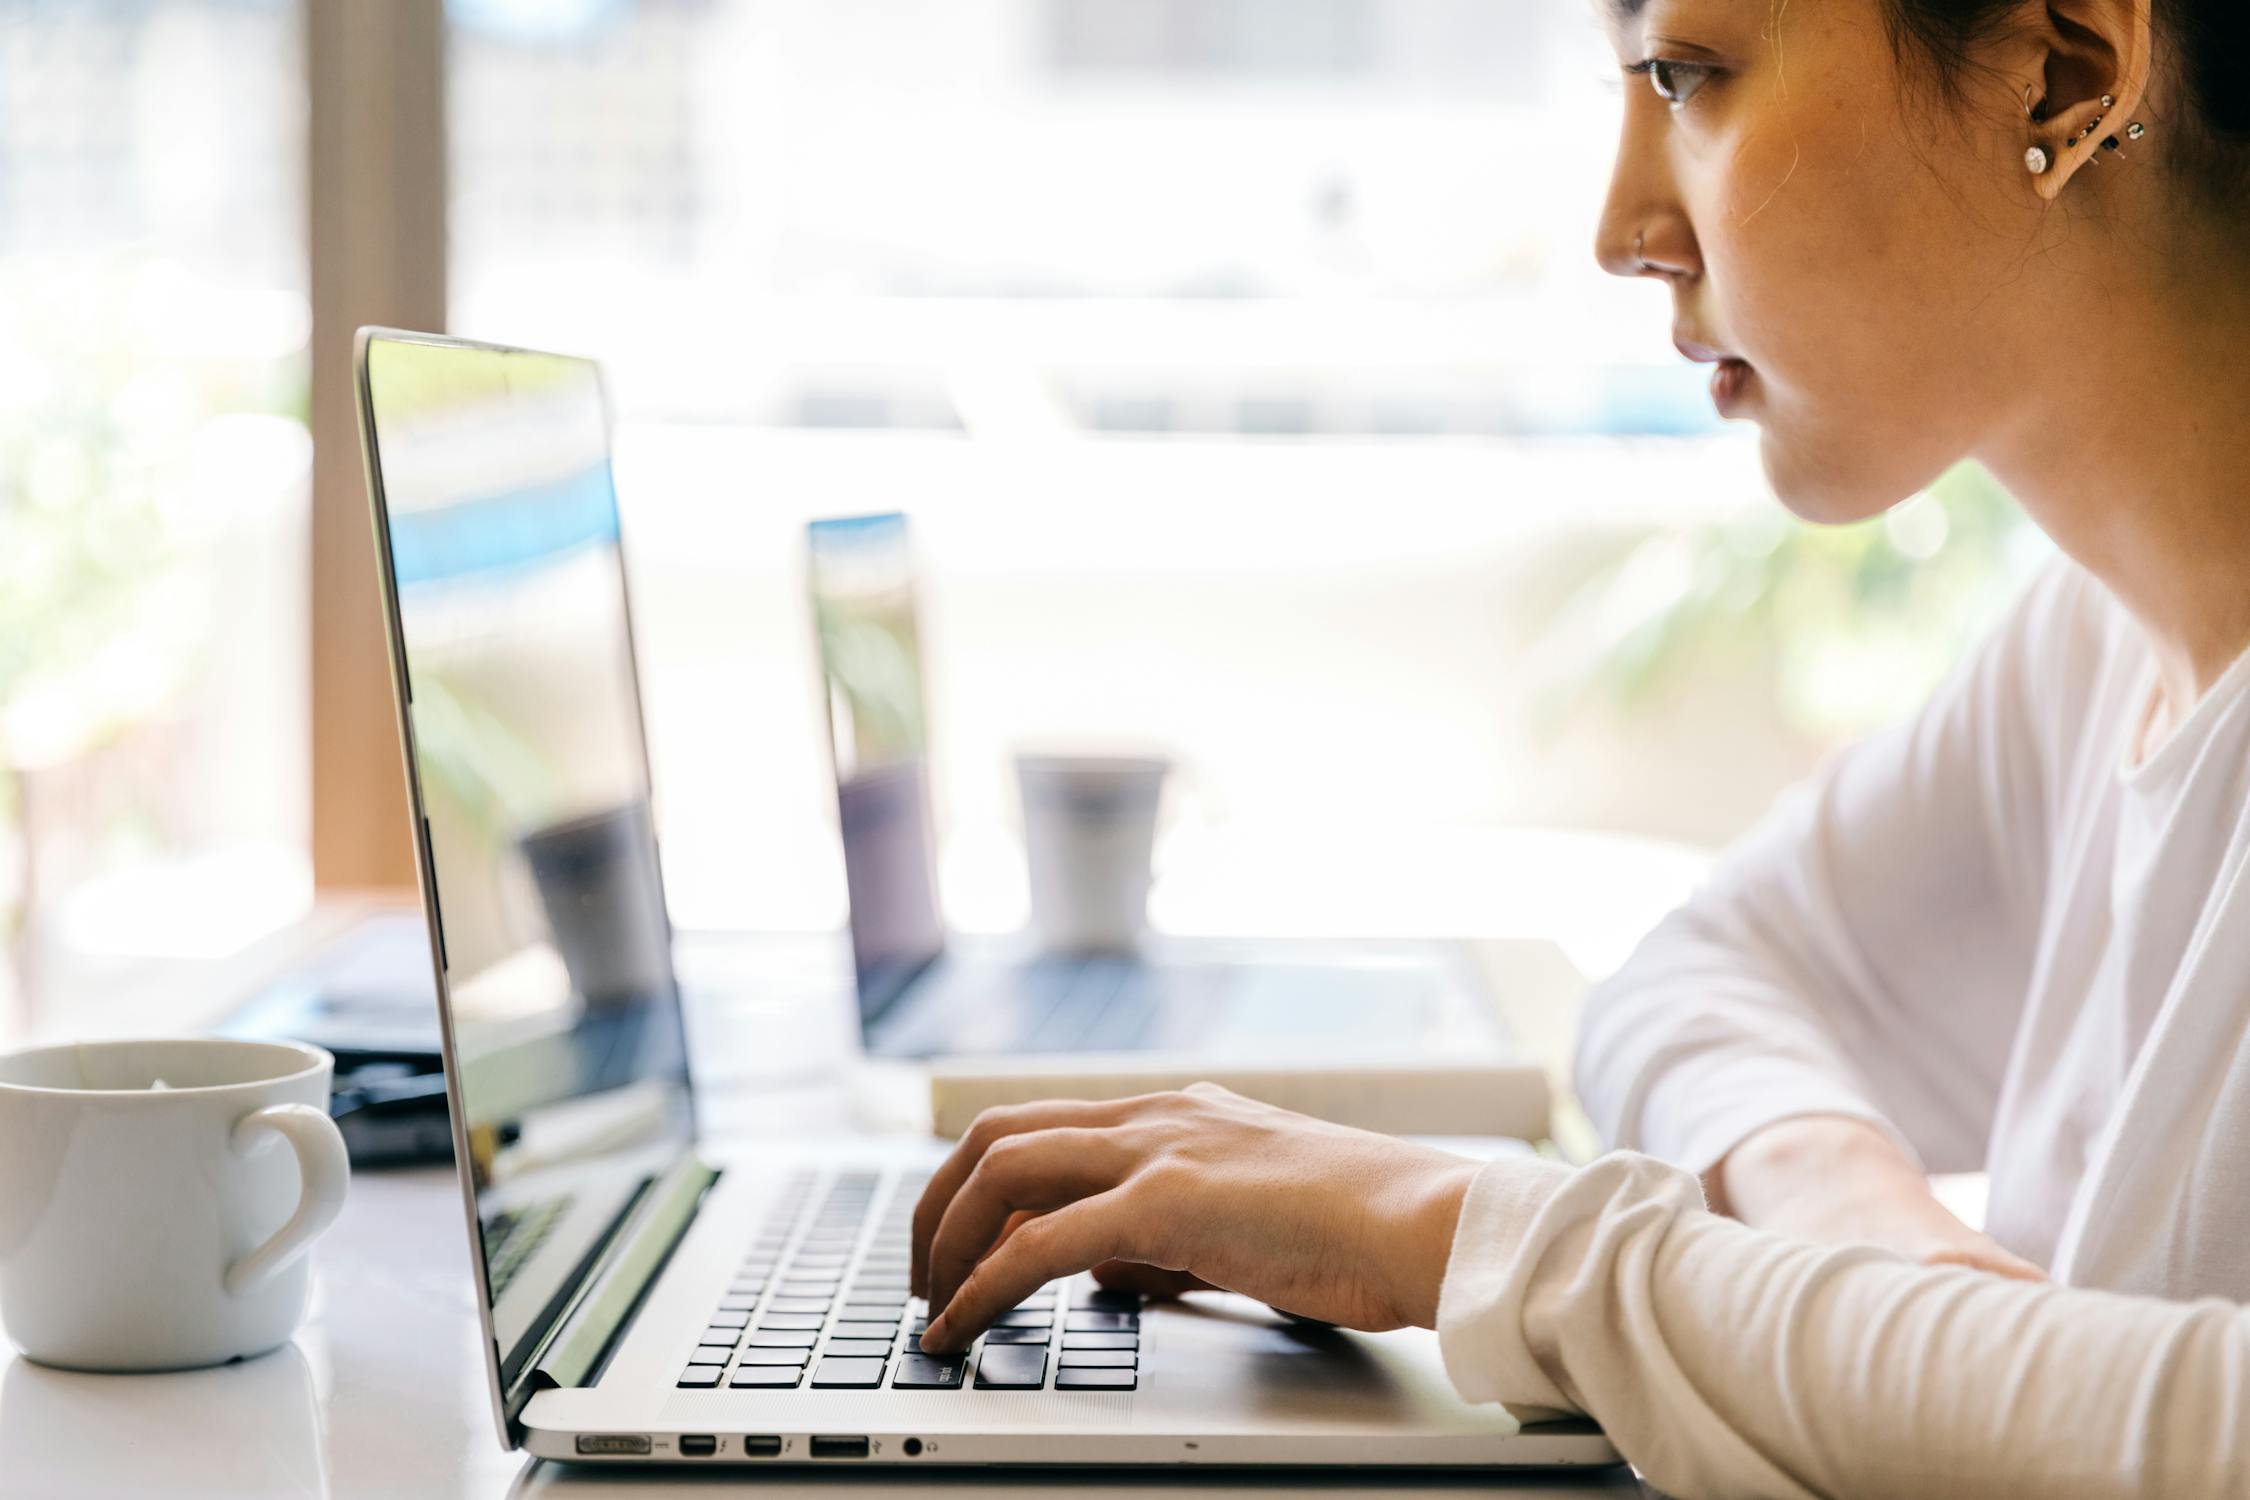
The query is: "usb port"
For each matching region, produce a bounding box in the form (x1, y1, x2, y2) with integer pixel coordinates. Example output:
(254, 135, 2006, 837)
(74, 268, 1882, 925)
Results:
(742, 1435, 783, 1457)
(678, 1434, 717, 1457)
(810, 1435, 870, 1459)
(575, 1435, 651, 1456)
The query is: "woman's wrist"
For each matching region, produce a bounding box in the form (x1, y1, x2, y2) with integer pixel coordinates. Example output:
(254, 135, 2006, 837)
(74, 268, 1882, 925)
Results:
(1388, 1156, 1483, 1329)
(1715, 1114, 1925, 1227)
(1712, 1115, 2044, 1278)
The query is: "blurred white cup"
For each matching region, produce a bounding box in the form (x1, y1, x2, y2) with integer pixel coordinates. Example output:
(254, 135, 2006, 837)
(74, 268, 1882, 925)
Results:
(1016, 752, 1171, 955)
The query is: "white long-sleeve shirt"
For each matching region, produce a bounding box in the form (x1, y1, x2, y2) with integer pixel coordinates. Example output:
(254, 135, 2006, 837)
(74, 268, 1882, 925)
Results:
(1573, 558, 2250, 1295)
(1427, 559, 2250, 1494)
(1437, 1152, 2250, 1499)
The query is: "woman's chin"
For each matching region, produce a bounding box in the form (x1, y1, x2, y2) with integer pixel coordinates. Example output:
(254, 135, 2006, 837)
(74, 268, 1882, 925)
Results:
(1756, 428, 1916, 528)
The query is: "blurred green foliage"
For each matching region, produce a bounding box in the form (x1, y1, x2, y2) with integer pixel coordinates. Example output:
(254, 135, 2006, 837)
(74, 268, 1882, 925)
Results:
(1559, 460, 2052, 740)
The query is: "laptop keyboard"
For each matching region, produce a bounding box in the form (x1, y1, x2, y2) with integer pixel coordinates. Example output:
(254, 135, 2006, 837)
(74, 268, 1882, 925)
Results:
(678, 1170, 1142, 1394)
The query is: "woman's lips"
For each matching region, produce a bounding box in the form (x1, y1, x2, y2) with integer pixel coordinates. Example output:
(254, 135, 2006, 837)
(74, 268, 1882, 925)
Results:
(1709, 358, 1753, 414)
(1673, 336, 1755, 416)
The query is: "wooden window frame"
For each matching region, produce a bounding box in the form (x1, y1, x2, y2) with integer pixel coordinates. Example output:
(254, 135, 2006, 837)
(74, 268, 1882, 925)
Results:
(306, 0, 447, 892)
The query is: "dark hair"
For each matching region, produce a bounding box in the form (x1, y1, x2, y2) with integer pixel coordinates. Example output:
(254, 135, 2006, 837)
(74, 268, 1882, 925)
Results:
(1880, 0, 2250, 208)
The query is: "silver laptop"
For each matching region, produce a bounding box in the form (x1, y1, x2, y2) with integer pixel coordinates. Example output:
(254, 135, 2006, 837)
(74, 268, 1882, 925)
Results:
(804, 511, 1512, 1064)
(353, 327, 1618, 1470)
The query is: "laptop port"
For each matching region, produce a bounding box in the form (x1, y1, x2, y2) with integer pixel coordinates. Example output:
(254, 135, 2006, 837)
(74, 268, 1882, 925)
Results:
(678, 1435, 717, 1458)
(810, 1435, 871, 1459)
(742, 1435, 783, 1457)
(575, 1435, 651, 1456)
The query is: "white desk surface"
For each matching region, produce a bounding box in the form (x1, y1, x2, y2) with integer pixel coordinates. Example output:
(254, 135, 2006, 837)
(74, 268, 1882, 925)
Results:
(0, 914, 1655, 1500)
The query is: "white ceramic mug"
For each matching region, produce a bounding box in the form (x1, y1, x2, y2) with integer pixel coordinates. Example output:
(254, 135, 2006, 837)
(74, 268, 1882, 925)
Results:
(0, 1037, 350, 1372)
(1017, 752, 1172, 954)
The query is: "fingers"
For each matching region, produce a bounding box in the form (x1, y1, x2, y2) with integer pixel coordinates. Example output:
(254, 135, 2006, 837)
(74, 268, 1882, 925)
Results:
(925, 1127, 1134, 1311)
(921, 1187, 1145, 1353)
(1090, 1260, 1215, 1300)
(909, 1096, 1158, 1297)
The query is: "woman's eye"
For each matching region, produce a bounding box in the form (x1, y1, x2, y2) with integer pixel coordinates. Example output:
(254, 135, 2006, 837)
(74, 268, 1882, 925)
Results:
(1633, 58, 1717, 106)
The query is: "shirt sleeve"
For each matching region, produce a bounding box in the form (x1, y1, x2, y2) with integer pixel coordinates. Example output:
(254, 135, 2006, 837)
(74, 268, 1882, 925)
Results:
(1571, 562, 2090, 1175)
(1437, 1152, 2250, 1500)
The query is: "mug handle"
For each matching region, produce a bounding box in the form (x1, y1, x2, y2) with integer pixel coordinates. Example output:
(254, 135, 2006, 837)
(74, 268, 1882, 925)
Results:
(223, 1104, 351, 1297)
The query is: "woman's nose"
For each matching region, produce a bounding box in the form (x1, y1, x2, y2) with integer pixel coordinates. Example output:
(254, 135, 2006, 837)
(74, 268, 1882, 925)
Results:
(1594, 132, 1698, 281)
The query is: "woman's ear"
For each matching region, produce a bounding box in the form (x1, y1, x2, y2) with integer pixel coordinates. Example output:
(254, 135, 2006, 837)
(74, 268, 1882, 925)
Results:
(2025, 0, 2155, 202)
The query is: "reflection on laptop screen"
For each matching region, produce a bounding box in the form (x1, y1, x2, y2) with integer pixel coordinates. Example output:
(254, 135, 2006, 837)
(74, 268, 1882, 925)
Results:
(362, 334, 694, 1381)
(806, 515, 945, 1024)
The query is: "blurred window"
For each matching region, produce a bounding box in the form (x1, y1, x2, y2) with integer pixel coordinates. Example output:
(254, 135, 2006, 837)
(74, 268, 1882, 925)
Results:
(0, 0, 311, 1029)
(445, 0, 2041, 945)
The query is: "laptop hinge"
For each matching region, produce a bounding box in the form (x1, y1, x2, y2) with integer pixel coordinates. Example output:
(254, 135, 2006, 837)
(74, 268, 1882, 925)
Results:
(514, 1154, 719, 1413)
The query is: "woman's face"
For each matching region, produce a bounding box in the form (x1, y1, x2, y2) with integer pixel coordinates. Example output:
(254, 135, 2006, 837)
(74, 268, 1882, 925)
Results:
(1597, 0, 2047, 523)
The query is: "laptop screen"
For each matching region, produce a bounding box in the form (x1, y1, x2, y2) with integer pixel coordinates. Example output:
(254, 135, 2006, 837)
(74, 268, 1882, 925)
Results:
(359, 333, 695, 1385)
(806, 514, 946, 1024)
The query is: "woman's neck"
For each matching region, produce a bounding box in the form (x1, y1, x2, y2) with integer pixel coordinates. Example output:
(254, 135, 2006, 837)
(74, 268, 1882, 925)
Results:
(1982, 229, 2250, 719)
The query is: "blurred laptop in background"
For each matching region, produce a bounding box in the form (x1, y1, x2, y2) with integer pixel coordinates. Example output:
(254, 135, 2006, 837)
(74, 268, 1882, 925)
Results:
(805, 513, 1511, 1068)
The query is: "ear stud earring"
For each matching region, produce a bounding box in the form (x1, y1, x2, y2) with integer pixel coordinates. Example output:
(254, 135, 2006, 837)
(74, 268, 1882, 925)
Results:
(2025, 146, 2050, 174)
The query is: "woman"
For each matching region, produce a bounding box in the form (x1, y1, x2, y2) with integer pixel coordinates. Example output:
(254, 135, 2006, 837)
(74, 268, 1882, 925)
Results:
(910, 0, 2250, 1493)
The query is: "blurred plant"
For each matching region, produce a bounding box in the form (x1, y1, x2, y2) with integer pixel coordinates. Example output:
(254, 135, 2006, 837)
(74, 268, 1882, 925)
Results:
(0, 253, 309, 981)
(1537, 460, 2055, 742)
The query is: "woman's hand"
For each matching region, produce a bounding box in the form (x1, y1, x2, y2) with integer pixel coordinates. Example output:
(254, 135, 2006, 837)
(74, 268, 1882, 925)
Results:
(908, 1084, 1481, 1354)
(1711, 1115, 2046, 1282)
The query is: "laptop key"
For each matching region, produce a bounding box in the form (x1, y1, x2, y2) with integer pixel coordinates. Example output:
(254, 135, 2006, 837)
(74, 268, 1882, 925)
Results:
(1062, 1333, 1138, 1351)
(1072, 1286, 1143, 1312)
(708, 1308, 751, 1328)
(699, 1328, 743, 1348)
(729, 1365, 802, 1388)
(677, 1366, 723, 1388)
(749, 1330, 819, 1348)
(982, 1327, 1048, 1345)
(973, 1345, 1048, 1390)
(1065, 1311, 1136, 1332)
(1057, 1367, 1137, 1391)
(825, 1338, 894, 1359)
(767, 1298, 832, 1315)
(738, 1347, 813, 1366)
(1058, 1349, 1136, 1369)
(893, 1354, 968, 1390)
(761, 1312, 827, 1331)
(684, 1348, 730, 1367)
(841, 1302, 907, 1321)
(811, 1357, 887, 1389)
(832, 1321, 899, 1341)
(995, 1309, 1053, 1329)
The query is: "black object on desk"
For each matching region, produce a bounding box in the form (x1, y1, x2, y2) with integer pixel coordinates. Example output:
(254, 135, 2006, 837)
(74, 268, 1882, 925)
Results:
(218, 912, 453, 1167)
(327, 1062, 455, 1166)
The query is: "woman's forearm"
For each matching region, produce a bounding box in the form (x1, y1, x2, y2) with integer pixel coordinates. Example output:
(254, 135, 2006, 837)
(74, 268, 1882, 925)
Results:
(1711, 1114, 2043, 1278)
(1439, 1154, 2250, 1500)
